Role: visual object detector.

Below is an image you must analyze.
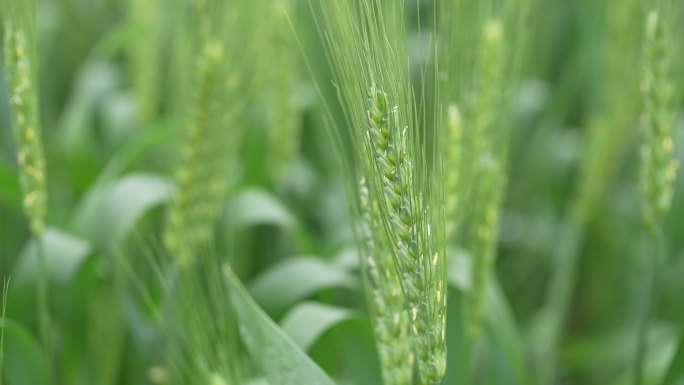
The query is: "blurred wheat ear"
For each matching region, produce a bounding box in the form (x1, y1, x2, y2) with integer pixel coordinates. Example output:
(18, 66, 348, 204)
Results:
(464, 17, 507, 339)
(639, 7, 678, 232)
(2, 0, 52, 359)
(164, 41, 228, 267)
(634, 4, 679, 384)
(444, 103, 463, 242)
(266, 0, 301, 182)
(2, 0, 47, 236)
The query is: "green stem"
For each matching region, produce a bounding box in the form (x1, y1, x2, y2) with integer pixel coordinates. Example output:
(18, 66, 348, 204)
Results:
(541, 211, 584, 384)
(36, 233, 51, 360)
(1, 278, 9, 385)
(634, 229, 664, 385)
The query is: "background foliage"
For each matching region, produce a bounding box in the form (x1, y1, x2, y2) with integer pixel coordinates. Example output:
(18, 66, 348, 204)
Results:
(1, 0, 683, 384)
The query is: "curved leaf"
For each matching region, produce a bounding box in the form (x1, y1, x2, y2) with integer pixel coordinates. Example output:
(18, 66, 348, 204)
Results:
(249, 256, 357, 316)
(230, 188, 297, 230)
(225, 267, 336, 385)
(104, 173, 173, 243)
(446, 249, 532, 385)
(447, 246, 472, 291)
(486, 281, 533, 385)
(280, 302, 358, 352)
(664, 330, 684, 385)
(0, 319, 52, 385)
(13, 227, 91, 286)
(70, 124, 178, 238)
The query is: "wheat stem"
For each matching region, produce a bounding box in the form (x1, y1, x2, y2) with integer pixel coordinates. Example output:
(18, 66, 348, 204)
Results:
(1, 278, 10, 385)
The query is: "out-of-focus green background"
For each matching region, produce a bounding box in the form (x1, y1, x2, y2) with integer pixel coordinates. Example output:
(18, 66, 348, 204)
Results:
(1, 0, 683, 384)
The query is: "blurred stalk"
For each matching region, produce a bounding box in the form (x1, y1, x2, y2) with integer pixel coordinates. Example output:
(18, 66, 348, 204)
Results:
(634, 4, 677, 383)
(540, 0, 641, 381)
(1, 278, 9, 385)
(36, 234, 50, 359)
(128, 0, 161, 124)
(634, 230, 665, 385)
(538, 209, 583, 384)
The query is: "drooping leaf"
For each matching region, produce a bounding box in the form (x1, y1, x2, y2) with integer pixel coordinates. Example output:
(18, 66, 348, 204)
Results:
(69, 123, 178, 239)
(664, 330, 684, 385)
(13, 227, 91, 286)
(446, 248, 532, 385)
(563, 323, 679, 385)
(249, 256, 357, 316)
(486, 280, 534, 385)
(103, 173, 173, 244)
(230, 188, 298, 230)
(280, 301, 357, 352)
(225, 267, 336, 385)
(0, 319, 52, 385)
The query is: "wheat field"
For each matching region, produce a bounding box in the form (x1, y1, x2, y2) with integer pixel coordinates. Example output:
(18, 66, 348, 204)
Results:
(0, 0, 683, 384)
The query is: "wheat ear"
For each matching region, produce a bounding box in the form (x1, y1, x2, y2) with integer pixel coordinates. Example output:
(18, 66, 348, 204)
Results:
(359, 177, 413, 385)
(164, 42, 234, 268)
(639, 9, 678, 231)
(367, 85, 447, 384)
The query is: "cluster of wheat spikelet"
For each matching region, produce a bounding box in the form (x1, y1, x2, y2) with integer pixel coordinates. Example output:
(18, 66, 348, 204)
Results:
(364, 84, 446, 383)
(3, 12, 46, 236)
(358, 176, 413, 385)
(163, 41, 234, 268)
(639, 7, 678, 231)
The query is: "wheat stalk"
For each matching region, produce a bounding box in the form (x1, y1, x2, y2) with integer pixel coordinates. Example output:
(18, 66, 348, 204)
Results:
(0, 278, 9, 385)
